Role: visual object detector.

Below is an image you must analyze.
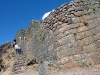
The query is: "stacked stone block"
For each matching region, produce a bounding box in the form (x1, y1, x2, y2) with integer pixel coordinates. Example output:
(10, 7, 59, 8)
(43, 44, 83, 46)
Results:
(42, 0, 100, 67)
(15, 0, 100, 68)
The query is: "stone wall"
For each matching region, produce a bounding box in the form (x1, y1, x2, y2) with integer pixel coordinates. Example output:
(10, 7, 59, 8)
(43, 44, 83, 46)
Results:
(15, 0, 100, 68)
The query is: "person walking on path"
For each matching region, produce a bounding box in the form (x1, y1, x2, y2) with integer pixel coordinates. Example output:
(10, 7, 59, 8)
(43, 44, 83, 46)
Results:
(14, 43, 21, 55)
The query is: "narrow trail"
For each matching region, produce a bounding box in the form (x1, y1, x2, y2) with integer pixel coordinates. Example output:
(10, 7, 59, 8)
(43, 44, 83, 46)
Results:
(47, 66, 100, 75)
(12, 54, 39, 75)
(12, 54, 26, 75)
(11, 53, 100, 75)
(15, 68, 39, 75)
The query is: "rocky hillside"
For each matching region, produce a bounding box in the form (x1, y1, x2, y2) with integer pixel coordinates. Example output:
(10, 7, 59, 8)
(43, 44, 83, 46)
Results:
(15, 0, 100, 68)
(0, 42, 15, 75)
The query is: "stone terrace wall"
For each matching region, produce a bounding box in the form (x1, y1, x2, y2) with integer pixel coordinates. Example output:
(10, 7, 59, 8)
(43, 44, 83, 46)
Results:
(15, 20, 56, 62)
(15, 0, 100, 68)
(43, 0, 100, 67)
(25, 20, 56, 62)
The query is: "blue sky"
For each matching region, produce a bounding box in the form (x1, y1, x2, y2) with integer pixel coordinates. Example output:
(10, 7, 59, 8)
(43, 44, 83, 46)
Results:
(0, 0, 71, 45)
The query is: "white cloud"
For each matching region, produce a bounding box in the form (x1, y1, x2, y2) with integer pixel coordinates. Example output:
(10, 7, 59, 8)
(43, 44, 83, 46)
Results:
(42, 9, 54, 20)
(42, 12, 51, 20)
(70, 1, 73, 3)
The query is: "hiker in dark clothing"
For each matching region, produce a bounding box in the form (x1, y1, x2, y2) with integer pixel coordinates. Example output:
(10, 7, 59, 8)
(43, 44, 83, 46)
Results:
(11, 39, 16, 47)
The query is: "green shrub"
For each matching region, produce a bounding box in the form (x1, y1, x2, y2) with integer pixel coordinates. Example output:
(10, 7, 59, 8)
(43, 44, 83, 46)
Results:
(87, 12, 90, 15)
(40, 60, 43, 64)
(98, 0, 100, 4)
(83, 21, 88, 26)
(73, 33, 77, 36)
(85, 6, 89, 10)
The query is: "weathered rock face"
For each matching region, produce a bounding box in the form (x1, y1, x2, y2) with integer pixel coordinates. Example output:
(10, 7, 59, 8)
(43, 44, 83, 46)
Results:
(0, 42, 14, 73)
(15, 0, 100, 68)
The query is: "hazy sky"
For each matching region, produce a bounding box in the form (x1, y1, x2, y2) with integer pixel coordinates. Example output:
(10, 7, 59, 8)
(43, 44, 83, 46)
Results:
(0, 0, 71, 45)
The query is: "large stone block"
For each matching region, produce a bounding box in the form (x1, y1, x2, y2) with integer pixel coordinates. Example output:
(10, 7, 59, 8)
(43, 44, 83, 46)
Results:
(68, 7, 75, 12)
(47, 45, 53, 51)
(77, 26, 89, 33)
(70, 23, 80, 28)
(72, 40, 84, 47)
(57, 38, 65, 46)
(58, 26, 67, 33)
(64, 30, 70, 36)
(54, 30, 60, 36)
(75, 49, 84, 54)
(55, 46, 63, 52)
(92, 57, 100, 65)
(59, 56, 73, 65)
(76, 40, 84, 47)
(82, 36, 94, 46)
(57, 25, 62, 30)
(76, 32, 85, 40)
(96, 26, 100, 32)
(53, 42, 58, 49)
(95, 40, 100, 48)
(83, 43, 96, 53)
(90, 28, 98, 35)
(93, 19, 100, 26)
(82, 15, 89, 22)
(73, 54, 81, 61)
(88, 13, 97, 20)
(67, 48, 75, 55)
(67, 34, 75, 43)
(74, 11, 82, 17)
(61, 23, 68, 27)
(81, 10, 88, 16)
(69, 29, 77, 34)
(88, 9, 94, 13)
(81, 53, 90, 60)
(57, 33, 65, 39)
(57, 36, 70, 46)
(56, 49, 69, 60)
(93, 33, 100, 41)
(88, 20, 97, 29)
(74, 7, 79, 12)
(79, 23, 84, 27)
(72, 17, 81, 23)
(67, 14, 75, 18)
(84, 30, 94, 37)
(74, 0, 81, 2)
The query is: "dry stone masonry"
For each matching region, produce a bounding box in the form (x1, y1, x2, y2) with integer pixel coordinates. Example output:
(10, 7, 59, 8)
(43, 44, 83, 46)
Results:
(15, 0, 100, 68)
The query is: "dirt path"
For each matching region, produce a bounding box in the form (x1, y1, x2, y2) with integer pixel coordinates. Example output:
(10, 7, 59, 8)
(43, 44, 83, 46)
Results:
(10, 65, 100, 75)
(15, 65, 100, 75)
(16, 68, 39, 75)
(47, 66, 100, 75)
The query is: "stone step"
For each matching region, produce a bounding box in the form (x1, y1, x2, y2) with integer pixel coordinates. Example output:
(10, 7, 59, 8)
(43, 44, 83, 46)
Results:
(12, 70, 22, 74)
(16, 58, 25, 61)
(14, 61, 24, 63)
(16, 58, 25, 60)
(14, 62, 23, 65)
(12, 54, 26, 74)
(12, 68, 21, 71)
(13, 65, 24, 68)
(15, 59, 25, 61)
(12, 69, 21, 72)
